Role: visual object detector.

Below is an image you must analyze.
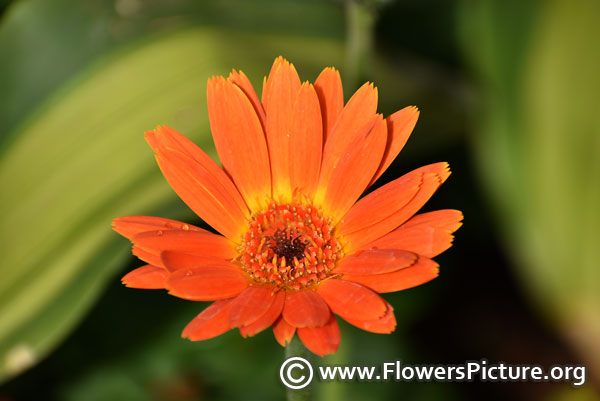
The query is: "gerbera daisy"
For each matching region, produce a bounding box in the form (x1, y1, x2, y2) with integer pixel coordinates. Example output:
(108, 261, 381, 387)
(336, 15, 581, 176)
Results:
(113, 57, 462, 357)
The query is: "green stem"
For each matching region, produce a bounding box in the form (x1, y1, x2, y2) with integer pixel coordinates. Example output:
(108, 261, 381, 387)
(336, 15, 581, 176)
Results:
(345, 0, 376, 87)
(285, 337, 313, 401)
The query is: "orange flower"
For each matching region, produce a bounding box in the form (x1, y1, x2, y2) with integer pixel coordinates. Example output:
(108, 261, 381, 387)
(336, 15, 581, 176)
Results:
(113, 57, 462, 356)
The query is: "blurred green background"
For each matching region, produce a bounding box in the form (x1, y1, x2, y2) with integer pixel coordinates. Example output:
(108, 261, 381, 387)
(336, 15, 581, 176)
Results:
(0, 0, 598, 400)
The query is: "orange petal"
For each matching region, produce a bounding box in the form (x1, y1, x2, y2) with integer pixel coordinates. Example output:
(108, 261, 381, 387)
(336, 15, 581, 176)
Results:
(315, 84, 378, 210)
(146, 127, 250, 240)
(334, 249, 418, 275)
(182, 299, 234, 341)
(314, 67, 344, 142)
(112, 215, 206, 241)
(315, 115, 387, 222)
(207, 76, 271, 212)
(342, 301, 397, 334)
(154, 150, 248, 241)
(239, 290, 285, 338)
(297, 314, 340, 357)
(229, 286, 278, 328)
(321, 81, 377, 151)
(122, 265, 168, 289)
(317, 279, 387, 321)
(343, 256, 439, 293)
(339, 162, 451, 252)
(262, 58, 302, 201)
(273, 317, 296, 347)
(133, 230, 237, 263)
(132, 245, 162, 267)
(262, 56, 286, 105)
(402, 209, 463, 232)
(166, 263, 248, 301)
(338, 170, 421, 235)
(365, 210, 463, 257)
(146, 126, 249, 213)
(282, 290, 330, 328)
(368, 106, 420, 186)
(288, 83, 323, 198)
(229, 69, 266, 130)
(161, 250, 236, 272)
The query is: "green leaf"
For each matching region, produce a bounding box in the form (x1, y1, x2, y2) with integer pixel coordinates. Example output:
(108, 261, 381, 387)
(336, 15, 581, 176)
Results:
(0, 28, 214, 383)
(0, 0, 344, 146)
(459, 0, 600, 383)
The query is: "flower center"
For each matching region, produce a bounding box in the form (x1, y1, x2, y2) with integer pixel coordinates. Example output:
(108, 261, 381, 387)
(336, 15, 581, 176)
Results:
(239, 202, 342, 290)
(268, 229, 307, 262)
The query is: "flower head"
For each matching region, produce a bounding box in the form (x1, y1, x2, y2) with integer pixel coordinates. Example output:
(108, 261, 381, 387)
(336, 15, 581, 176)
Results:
(113, 57, 462, 356)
